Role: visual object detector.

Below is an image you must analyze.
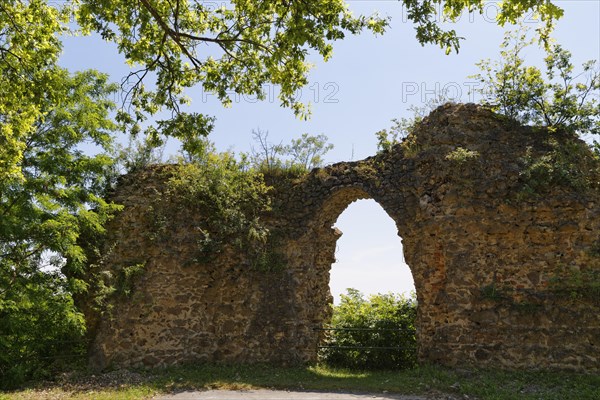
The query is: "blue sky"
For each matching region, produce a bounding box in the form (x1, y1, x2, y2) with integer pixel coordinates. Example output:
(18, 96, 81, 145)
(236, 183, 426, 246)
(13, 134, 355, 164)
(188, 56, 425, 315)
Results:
(59, 1, 600, 303)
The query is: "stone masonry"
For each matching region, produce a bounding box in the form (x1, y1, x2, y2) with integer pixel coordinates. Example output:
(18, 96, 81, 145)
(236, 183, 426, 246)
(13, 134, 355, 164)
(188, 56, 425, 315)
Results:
(82, 104, 600, 371)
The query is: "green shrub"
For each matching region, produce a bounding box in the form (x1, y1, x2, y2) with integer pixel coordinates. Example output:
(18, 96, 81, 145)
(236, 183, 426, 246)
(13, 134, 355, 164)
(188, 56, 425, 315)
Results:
(249, 129, 334, 173)
(165, 149, 273, 266)
(517, 137, 600, 199)
(471, 25, 600, 137)
(319, 289, 417, 370)
(0, 270, 87, 389)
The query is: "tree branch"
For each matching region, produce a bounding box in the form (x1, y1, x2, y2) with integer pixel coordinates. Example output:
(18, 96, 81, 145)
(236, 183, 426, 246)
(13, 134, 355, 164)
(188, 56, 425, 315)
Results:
(137, 0, 271, 65)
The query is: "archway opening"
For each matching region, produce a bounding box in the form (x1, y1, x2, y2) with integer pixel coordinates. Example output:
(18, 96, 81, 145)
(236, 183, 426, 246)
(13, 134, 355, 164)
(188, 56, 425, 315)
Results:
(318, 198, 418, 369)
(329, 199, 415, 304)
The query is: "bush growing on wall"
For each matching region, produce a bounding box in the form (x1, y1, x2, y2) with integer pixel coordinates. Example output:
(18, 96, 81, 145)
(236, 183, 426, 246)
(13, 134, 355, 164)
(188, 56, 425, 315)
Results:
(163, 144, 274, 266)
(319, 289, 417, 370)
(249, 128, 334, 174)
(471, 25, 599, 137)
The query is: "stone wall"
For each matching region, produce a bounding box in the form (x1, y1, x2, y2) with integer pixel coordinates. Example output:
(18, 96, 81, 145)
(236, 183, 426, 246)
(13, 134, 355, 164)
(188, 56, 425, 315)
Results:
(83, 104, 600, 371)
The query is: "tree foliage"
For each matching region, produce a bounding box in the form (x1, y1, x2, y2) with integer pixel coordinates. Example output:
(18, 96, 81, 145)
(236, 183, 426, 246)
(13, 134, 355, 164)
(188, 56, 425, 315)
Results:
(72, 0, 564, 139)
(471, 26, 600, 136)
(0, 68, 121, 388)
(0, 270, 86, 388)
(2, 0, 566, 180)
(377, 26, 599, 156)
(375, 95, 452, 153)
(287, 133, 335, 171)
(400, 0, 562, 54)
(109, 136, 166, 175)
(250, 128, 334, 173)
(74, 0, 388, 138)
(319, 289, 417, 370)
(0, 2, 122, 385)
(1, 69, 120, 273)
(467, 26, 600, 198)
(0, 0, 69, 182)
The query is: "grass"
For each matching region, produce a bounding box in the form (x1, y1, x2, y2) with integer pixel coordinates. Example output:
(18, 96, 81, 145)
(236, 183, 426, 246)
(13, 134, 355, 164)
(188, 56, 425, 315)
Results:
(1, 363, 599, 400)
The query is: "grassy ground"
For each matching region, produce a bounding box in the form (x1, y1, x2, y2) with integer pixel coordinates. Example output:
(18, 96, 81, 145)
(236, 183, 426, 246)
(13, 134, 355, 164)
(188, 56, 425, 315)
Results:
(1, 364, 599, 400)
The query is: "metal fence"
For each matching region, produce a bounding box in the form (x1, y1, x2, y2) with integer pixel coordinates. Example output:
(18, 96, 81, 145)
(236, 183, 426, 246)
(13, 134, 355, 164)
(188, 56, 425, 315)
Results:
(314, 326, 414, 351)
(0, 337, 89, 362)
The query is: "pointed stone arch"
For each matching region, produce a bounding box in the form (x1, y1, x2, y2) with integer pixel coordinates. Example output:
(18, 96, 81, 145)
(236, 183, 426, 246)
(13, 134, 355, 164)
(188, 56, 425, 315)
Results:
(283, 182, 423, 359)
